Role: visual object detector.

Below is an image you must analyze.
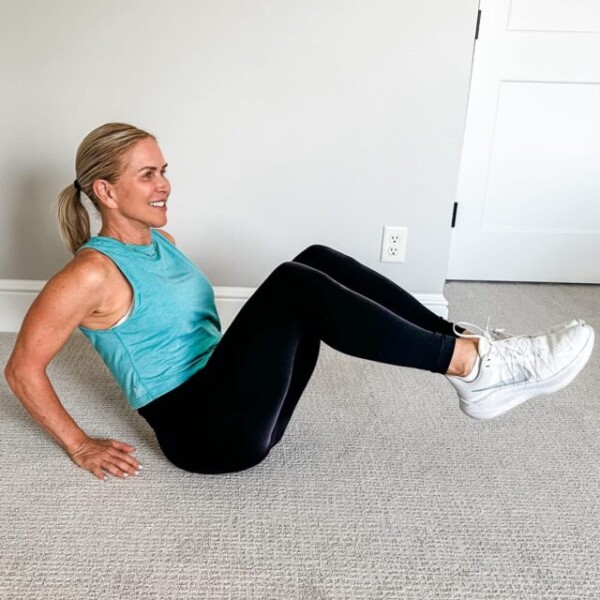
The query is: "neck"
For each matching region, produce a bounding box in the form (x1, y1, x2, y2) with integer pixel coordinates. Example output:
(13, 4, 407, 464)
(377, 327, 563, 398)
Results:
(99, 225, 152, 245)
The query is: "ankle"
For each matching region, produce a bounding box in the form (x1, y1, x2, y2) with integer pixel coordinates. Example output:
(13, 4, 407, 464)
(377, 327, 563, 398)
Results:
(447, 338, 479, 377)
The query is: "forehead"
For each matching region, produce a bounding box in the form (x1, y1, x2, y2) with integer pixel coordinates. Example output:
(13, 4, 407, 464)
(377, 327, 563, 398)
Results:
(122, 138, 165, 171)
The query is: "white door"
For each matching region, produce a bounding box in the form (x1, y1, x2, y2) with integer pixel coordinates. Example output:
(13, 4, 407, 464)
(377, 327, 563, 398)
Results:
(447, 0, 600, 283)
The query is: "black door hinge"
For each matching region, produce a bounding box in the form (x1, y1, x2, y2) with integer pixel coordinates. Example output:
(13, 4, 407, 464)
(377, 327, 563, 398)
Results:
(475, 9, 482, 40)
(451, 202, 458, 228)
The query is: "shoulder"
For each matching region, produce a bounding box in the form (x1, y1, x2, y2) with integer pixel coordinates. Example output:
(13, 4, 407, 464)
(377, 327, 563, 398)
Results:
(8, 250, 117, 371)
(13, 250, 112, 353)
(154, 229, 176, 245)
(69, 248, 115, 285)
(42, 249, 114, 302)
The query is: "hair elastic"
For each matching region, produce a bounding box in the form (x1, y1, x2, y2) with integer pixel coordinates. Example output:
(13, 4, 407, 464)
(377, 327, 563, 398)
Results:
(73, 179, 82, 192)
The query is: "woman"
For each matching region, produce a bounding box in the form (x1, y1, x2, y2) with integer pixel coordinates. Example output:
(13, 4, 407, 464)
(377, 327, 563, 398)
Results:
(4, 123, 595, 481)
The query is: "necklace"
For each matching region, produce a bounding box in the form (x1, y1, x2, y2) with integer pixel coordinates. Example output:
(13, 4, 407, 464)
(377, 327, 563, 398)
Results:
(98, 234, 158, 257)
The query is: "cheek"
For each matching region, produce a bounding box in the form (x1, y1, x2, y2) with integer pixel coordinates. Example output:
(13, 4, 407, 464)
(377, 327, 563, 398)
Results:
(132, 181, 153, 196)
(118, 184, 150, 207)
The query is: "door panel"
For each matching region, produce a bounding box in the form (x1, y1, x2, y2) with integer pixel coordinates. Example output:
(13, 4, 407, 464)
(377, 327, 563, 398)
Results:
(509, 0, 600, 33)
(483, 81, 600, 232)
(448, 0, 600, 282)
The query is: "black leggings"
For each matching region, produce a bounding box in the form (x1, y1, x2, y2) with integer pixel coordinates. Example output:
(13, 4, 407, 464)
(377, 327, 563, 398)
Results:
(138, 244, 462, 474)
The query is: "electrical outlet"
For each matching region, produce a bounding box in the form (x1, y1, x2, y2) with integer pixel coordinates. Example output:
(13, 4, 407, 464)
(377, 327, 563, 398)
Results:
(381, 226, 407, 263)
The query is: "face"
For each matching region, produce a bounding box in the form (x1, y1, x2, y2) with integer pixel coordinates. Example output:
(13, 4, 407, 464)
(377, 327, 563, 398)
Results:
(104, 137, 171, 229)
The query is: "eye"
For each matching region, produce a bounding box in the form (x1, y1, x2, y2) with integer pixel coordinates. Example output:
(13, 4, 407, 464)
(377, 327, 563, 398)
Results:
(144, 171, 154, 179)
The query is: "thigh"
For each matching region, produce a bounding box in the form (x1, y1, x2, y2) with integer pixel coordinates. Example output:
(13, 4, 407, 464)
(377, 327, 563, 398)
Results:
(292, 244, 464, 337)
(155, 264, 320, 472)
(199, 270, 316, 439)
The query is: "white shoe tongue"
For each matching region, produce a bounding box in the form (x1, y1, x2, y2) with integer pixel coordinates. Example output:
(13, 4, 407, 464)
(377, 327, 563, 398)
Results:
(478, 336, 492, 356)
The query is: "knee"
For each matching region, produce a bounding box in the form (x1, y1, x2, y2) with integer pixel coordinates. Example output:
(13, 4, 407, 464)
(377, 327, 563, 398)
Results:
(268, 260, 325, 295)
(292, 244, 334, 263)
(265, 259, 335, 309)
(267, 261, 297, 285)
(269, 260, 308, 284)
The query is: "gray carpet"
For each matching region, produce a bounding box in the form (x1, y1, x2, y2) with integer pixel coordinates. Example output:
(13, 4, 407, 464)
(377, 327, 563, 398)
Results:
(1, 281, 599, 600)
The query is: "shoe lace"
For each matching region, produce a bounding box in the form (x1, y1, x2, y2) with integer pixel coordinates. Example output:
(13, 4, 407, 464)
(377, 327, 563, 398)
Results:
(453, 317, 552, 383)
(488, 335, 553, 384)
(452, 316, 514, 342)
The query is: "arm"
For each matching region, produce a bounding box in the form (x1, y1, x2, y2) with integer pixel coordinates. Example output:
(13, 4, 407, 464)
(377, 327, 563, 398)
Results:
(4, 255, 141, 481)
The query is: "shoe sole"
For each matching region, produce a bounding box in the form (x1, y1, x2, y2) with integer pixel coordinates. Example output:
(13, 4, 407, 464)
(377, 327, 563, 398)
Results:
(460, 323, 595, 420)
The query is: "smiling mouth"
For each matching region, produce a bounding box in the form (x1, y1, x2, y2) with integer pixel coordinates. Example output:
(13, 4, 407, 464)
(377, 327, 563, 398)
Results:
(149, 201, 166, 208)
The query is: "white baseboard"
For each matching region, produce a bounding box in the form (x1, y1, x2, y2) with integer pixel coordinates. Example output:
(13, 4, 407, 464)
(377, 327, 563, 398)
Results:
(0, 279, 449, 333)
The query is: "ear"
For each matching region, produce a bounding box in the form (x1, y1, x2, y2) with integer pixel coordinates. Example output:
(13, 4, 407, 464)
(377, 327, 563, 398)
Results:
(92, 179, 119, 209)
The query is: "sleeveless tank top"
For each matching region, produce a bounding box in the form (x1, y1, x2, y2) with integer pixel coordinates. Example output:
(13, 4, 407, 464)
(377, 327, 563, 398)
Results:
(76, 230, 223, 409)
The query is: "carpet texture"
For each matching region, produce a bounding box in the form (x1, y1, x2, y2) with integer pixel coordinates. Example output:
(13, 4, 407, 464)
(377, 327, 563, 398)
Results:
(1, 281, 599, 600)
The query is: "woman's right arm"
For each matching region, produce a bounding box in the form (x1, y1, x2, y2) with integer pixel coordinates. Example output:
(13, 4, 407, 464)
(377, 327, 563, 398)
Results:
(4, 255, 141, 481)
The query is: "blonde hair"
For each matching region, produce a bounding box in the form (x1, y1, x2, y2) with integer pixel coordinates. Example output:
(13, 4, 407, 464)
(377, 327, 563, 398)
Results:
(57, 123, 155, 253)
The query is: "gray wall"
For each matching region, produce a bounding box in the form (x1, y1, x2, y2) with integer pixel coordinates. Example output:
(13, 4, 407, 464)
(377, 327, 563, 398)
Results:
(0, 0, 479, 293)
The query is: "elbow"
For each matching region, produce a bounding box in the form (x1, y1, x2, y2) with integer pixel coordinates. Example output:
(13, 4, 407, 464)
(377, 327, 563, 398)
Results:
(4, 359, 32, 392)
(5, 358, 47, 392)
(4, 360, 18, 390)
(5, 351, 48, 393)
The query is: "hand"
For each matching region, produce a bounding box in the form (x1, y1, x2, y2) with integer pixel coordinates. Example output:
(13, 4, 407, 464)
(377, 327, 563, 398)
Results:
(69, 437, 143, 481)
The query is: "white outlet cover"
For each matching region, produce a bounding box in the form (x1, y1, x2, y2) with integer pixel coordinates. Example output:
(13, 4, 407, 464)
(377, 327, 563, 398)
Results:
(381, 226, 407, 263)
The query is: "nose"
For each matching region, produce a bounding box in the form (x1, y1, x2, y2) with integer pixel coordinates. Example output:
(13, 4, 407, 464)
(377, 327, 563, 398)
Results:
(156, 172, 171, 194)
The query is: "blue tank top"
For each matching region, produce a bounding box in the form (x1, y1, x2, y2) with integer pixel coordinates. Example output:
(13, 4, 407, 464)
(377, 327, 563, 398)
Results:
(76, 230, 223, 409)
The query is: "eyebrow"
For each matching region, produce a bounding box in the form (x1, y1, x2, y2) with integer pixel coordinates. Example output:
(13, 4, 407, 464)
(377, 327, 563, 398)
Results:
(137, 163, 168, 172)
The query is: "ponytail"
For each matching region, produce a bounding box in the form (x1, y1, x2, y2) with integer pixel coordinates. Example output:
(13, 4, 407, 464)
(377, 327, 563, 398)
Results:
(57, 184, 91, 254)
(56, 122, 155, 254)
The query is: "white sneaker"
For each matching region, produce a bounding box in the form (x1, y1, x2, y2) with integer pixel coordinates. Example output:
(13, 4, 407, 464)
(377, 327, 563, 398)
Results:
(454, 315, 576, 341)
(446, 318, 595, 419)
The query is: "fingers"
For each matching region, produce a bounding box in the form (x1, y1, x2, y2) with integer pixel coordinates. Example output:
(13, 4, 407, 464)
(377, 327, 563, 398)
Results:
(92, 468, 108, 482)
(108, 453, 141, 475)
(107, 446, 142, 471)
(110, 440, 135, 453)
(97, 449, 142, 481)
(93, 458, 143, 482)
(75, 438, 144, 482)
(101, 461, 140, 480)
